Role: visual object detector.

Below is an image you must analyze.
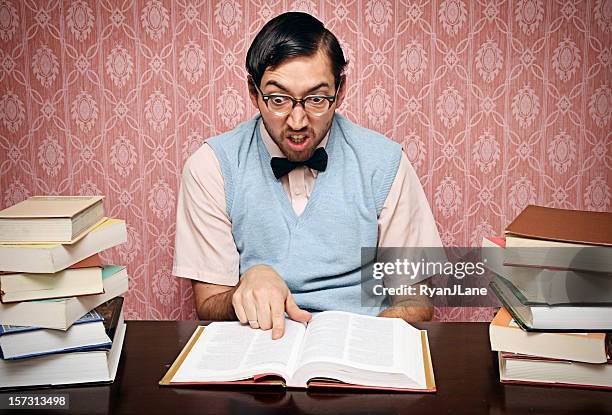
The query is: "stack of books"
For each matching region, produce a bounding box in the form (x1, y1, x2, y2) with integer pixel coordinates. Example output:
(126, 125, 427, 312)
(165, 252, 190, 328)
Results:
(484, 205, 612, 390)
(0, 196, 129, 388)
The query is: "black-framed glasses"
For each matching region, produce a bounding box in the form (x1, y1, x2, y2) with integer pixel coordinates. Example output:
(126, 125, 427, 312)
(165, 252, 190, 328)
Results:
(252, 79, 342, 117)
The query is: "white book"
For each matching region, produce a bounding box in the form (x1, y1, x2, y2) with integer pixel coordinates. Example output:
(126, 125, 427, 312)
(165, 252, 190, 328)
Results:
(504, 235, 612, 274)
(0, 266, 128, 330)
(499, 352, 612, 390)
(0, 321, 126, 388)
(0, 218, 126, 273)
(0, 196, 105, 243)
(161, 311, 436, 392)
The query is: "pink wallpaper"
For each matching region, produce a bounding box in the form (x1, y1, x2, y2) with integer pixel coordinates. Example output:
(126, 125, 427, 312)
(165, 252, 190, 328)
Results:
(0, 1, 610, 322)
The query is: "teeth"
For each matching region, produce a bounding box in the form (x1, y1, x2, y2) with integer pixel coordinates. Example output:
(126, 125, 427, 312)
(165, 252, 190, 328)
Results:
(289, 135, 306, 143)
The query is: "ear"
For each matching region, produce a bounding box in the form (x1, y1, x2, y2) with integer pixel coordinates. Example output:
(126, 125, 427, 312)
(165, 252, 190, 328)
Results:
(247, 76, 259, 109)
(335, 75, 347, 108)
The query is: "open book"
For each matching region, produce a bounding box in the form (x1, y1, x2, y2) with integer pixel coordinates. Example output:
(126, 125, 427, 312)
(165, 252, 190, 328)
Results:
(160, 311, 436, 392)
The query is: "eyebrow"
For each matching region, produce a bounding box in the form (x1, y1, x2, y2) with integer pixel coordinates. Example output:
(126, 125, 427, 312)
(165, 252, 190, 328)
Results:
(263, 80, 331, 94)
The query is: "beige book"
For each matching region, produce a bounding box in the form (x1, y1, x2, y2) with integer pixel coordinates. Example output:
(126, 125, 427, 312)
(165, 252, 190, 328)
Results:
(0, 266, 104, 303)
(0, 218, 126, 273)
(0, 265, 128, 330)
(490, 307, 608, 364)
(0, 196, 105, 243)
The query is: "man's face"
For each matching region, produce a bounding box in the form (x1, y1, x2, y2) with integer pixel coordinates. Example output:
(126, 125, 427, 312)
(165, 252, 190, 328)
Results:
(249, 51, 345, 162)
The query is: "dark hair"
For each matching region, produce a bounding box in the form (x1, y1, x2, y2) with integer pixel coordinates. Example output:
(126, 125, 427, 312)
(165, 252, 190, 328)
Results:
(246, 12, 347, 89)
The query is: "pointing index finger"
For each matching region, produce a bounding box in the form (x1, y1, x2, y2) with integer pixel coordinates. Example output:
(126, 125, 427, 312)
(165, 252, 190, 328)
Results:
(270, 296, 285, 340)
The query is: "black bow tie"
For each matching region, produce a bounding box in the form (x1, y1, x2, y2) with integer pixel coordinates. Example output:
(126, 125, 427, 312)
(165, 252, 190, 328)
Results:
(270, 147, 328, 179)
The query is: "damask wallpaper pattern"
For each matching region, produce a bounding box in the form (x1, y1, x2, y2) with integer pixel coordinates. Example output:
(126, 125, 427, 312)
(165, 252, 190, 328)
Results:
(0, 0, 610, 321)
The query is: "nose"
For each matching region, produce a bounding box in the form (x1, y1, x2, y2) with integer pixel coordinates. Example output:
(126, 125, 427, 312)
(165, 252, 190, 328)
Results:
(286, 103, 308, 131)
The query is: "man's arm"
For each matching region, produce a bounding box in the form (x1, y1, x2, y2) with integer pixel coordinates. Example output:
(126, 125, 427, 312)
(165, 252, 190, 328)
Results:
(376, 152, 443, 322)
(192, 281, 237, 321)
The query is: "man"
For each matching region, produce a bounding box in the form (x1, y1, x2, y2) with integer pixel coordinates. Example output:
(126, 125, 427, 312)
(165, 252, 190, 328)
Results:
(173, 12, 442, 339)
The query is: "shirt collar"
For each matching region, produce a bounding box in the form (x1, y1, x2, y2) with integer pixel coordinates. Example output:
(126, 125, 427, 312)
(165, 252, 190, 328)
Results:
(259, 119, 330, 158)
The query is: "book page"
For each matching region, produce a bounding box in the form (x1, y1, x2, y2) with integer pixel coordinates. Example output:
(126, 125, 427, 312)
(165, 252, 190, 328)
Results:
(172, 319, 306, 382)
(296, 311, 419, 373)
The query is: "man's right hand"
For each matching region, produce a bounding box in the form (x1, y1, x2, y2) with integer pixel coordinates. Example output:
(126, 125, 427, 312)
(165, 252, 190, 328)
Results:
(232, 264, 311, 339)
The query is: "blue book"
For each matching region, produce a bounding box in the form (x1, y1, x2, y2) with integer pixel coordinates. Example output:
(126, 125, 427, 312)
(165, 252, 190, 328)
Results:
(0, 309, 111, 360)
(0, 309, 103, 336)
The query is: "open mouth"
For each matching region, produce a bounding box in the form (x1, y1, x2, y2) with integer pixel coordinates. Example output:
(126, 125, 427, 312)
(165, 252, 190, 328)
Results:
(285, 134, 310, 150)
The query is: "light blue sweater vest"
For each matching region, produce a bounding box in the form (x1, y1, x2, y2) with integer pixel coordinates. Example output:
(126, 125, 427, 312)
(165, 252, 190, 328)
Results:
(207, 114, 401, 315)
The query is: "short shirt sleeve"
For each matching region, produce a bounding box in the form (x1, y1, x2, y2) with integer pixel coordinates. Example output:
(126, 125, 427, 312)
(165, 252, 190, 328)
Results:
(172, 143, 240, 286)
(378, 151, 442, 248)
(377, 152, 445, 286)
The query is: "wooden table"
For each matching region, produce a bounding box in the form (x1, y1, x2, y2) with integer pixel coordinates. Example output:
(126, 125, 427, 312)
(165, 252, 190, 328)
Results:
(2, 321, 611, 414)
